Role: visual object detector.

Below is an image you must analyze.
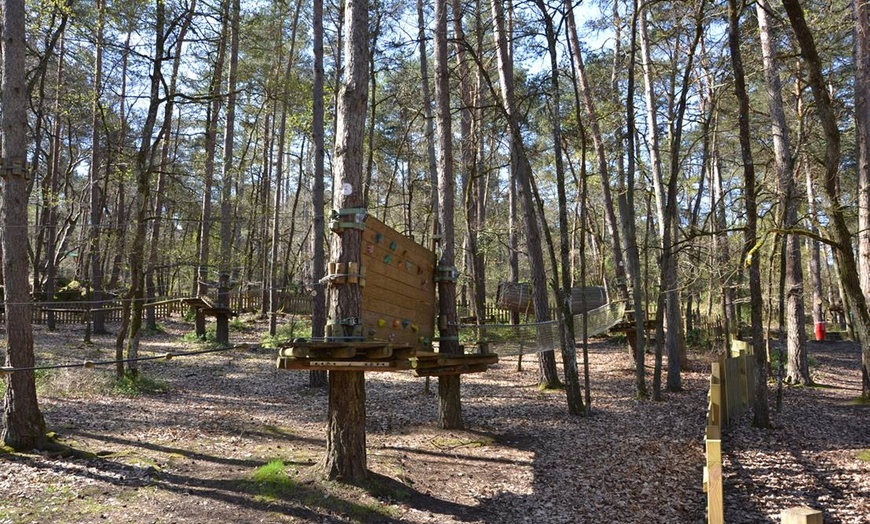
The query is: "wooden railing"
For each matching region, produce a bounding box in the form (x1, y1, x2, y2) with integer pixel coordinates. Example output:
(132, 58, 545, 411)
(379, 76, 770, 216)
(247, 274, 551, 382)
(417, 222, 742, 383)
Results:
(704, 342, 756, 524)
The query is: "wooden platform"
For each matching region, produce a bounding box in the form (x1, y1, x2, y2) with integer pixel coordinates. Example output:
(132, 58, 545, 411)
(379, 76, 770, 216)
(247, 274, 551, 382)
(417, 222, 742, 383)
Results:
(183, 295, 237, 318)
(276, 341, 498, 376)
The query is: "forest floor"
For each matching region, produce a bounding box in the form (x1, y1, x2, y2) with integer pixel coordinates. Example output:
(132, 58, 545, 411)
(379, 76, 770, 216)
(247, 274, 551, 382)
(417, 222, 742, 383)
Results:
(0, 315, 867, 523)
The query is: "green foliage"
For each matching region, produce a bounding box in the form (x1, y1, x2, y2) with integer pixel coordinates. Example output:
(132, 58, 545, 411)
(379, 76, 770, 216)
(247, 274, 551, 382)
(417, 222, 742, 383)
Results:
(260, 319, 312, 348)
(858, 449, 870, 462)
(182, 326, 219, 345)
(686, 328, 712, 352)
(113, 372, 168, 397)
(250, 460, 297, 502)
(54, 279, 89, 301)
(230, 316, 253, 332)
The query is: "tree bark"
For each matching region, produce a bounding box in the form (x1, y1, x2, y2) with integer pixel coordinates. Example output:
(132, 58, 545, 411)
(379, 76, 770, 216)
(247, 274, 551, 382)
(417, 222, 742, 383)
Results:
(2, 0, 47, 451)
(492, 0, 560, 387)
(782, 0, 870, 398)
(216, 0, 240, 345)
(434, 0, 463, 429)
(756, 0, 809, 384)
(196, 2, 229, 338)
(729, 0, 769, 427)
(310, 0, 328, 388)
(856, 0, 870, 302)
(88, 0, 107, 337)
(537, 0, 584, 414)
(320, 0, 369, 481)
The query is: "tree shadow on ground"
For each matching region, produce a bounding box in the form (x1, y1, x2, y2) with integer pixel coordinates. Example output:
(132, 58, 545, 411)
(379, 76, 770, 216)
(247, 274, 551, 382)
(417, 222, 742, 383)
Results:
(1, 441, 474, 523)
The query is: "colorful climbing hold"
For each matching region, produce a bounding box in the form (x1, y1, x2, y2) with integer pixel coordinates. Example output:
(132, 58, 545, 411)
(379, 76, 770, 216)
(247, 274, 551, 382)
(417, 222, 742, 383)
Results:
(401, 319, 411, 329)
(375, 232, 383, 243)
(377, 319, 387, 327)
(390, 241, 397, 251)
(393, 319, 401, 329)
(383, 254, 392, 264)
(411, 324, 419, 333)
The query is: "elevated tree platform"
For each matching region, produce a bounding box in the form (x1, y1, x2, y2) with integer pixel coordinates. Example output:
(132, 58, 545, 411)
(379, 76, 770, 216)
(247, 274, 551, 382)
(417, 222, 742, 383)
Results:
(276, 339, 498, 376)
(183, 295, 237, 318)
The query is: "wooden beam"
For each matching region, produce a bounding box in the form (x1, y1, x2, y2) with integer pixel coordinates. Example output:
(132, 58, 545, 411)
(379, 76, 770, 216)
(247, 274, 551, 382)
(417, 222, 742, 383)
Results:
(780, 507, 823, 524)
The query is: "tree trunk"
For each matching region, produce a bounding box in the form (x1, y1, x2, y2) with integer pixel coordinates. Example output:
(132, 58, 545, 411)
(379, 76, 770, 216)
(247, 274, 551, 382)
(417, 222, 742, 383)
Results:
(2, 0, 47, 450)
(88, 0, 107, 336)
(122, 0, 166, 379)
(216, 0, 239, 345)
(756, 0, 809, 383)
(148, 0, 195, 332)
(270, 0, 302, 337)
(856, 0, 870, 302)
(310, 0, 328, 388)
(417, 0, 439, 235)
(728, 0, 769, 427)
(615, 0, 648, 399)
(537, 0, 584, 414)
(320, 0, 369, 481)
(782, 0, 870, 398)
(491, 0, 559, 387)
(434, 0, 463, 429)
(565, 2, 629, 303)
(197, 3, 228, 338)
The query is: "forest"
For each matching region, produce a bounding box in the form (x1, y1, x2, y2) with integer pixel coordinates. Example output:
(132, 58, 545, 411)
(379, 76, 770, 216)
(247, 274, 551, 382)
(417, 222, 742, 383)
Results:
(1, 0, 870, 520)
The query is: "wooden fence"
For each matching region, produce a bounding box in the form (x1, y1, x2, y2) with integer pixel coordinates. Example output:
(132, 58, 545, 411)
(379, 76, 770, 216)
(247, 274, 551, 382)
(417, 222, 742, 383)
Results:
(704, 342, 756, 524)
(1, 289, 313, 326)
(8, 293, 565, 326)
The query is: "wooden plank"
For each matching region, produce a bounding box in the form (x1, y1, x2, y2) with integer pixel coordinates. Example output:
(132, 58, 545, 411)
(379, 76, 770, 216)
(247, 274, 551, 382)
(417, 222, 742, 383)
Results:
(412, 363, 490, 377)
(706, 438, 723, 524)
(289, 346, 358, 359)
(780, 507, 823, 524)
(364, 217, 435, 261)
(363, 248, 435, 293)
(410, 354, 498, 369)
(276, 357, 411, 372)
(363, 346, 393, 359)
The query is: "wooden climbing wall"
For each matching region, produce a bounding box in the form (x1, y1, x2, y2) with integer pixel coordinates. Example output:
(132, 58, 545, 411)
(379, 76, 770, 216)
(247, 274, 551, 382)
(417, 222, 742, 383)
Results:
(360, 217, 436, 349)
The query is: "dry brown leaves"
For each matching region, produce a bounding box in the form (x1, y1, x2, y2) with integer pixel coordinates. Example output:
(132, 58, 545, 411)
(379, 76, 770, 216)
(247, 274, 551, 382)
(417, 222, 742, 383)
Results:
(0, 320, 866, 523)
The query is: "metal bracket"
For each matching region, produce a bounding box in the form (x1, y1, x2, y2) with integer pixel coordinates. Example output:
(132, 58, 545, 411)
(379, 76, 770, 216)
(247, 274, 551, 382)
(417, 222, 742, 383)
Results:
(434, 265, 459, 283)
(330, 208, 367, 233)
(0, 157, 27, 179)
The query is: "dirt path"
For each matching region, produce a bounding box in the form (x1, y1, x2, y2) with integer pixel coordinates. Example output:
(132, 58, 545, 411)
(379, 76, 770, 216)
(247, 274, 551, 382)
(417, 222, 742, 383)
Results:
(1, 319, 867, 523)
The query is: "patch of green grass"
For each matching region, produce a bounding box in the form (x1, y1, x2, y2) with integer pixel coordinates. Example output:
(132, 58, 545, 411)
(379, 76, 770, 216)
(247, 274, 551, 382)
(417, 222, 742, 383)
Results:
(35, 368, 115, 399)
(858, 449, 870, 462)
(250, 460, 299, 502)
(260, 319, 313, 348)
(113, 371, 168, 397)
(230, 316, 252, 332)
(247, 462, 401, 520)
(144, 322, 167, 335)
(849, 395, 870, 406)
(537, 381, 565, 392)
(430, 436, 495, 449)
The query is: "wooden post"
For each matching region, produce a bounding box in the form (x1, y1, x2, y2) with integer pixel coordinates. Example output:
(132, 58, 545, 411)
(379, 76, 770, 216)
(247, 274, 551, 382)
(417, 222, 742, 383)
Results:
(781, 506, 823, 524)
(705, 435, 723, 524)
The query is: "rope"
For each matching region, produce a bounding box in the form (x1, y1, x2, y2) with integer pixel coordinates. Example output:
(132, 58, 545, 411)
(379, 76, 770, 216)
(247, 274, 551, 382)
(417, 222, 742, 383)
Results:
(0, 342, 255, 376)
